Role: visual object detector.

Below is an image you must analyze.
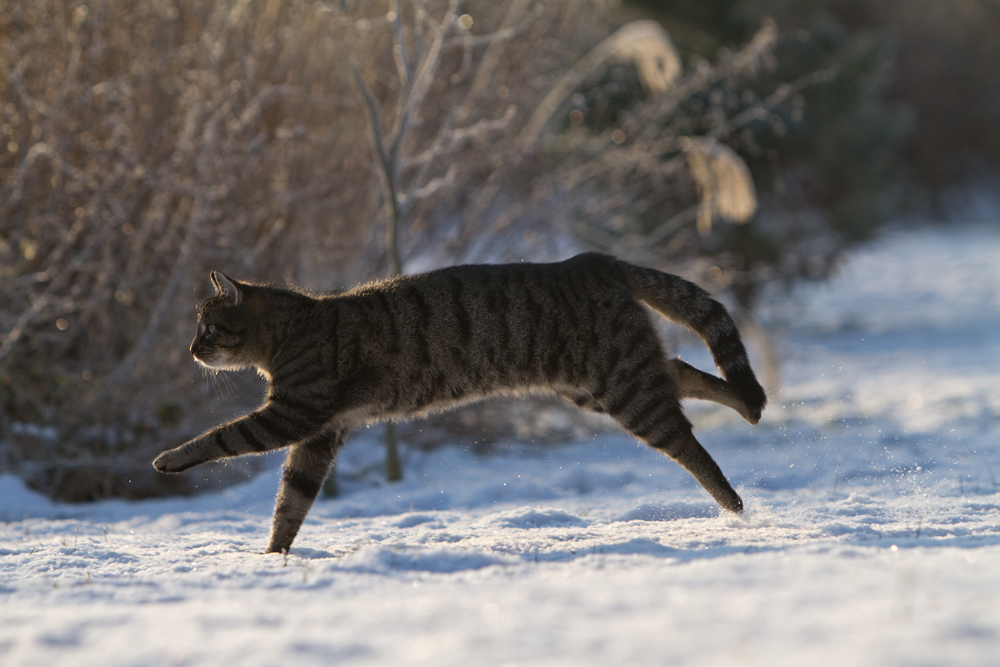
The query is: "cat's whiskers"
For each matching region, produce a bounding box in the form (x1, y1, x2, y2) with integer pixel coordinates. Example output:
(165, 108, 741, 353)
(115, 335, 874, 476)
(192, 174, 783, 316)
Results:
(203, 366, 224, 398)
(217, 370, 239, 401)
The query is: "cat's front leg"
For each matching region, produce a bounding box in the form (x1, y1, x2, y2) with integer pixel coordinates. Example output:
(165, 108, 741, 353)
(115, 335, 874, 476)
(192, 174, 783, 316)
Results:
(153, 402, 330, 473)
(152, 438, 208, 473)
(266, 427, 348, 553)
(152, 428, 240, 473)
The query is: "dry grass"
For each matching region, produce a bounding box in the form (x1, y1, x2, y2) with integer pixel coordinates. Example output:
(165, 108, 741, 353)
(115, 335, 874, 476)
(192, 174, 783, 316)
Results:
(684, 137, 757, 235)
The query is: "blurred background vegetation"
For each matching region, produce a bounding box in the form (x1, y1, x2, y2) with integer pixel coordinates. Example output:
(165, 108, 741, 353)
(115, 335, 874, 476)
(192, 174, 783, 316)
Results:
(1, 0, 997, 501)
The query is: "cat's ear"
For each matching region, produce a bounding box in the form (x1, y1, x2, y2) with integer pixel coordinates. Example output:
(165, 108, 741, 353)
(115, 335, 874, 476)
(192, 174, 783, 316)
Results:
(211, 271, 242, 306)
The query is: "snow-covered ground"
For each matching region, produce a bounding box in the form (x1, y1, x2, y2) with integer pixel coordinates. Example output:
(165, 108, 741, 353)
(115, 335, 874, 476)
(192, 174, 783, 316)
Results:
(3, 224, 999, 667)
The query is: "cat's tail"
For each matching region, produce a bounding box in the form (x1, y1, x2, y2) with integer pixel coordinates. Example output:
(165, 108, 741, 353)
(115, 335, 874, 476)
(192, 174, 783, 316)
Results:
(617, 259, 767, 422)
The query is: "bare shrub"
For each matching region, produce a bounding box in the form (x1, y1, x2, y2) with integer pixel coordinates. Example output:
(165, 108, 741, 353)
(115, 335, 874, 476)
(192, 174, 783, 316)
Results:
(0, 0, 815, 498)
(1, 0, 375, 497)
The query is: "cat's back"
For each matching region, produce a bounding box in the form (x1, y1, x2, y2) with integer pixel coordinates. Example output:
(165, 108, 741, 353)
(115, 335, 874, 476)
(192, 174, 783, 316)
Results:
(331, 254, 631, 332)
(314, 255, 639, 377)
(337, 253, 626, 306)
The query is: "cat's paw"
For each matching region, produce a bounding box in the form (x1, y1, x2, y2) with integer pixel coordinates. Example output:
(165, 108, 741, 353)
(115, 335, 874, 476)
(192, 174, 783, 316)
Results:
(152, 448, 197, 473)
(737, 382, 766, 425)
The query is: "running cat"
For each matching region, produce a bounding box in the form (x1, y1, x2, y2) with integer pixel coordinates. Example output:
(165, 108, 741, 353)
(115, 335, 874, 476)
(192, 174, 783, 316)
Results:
(153, 254, 766, 553)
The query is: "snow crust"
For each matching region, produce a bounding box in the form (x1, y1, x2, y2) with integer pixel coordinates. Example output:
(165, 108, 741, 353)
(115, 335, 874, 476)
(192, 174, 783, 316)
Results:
(3, 225, 999, 666)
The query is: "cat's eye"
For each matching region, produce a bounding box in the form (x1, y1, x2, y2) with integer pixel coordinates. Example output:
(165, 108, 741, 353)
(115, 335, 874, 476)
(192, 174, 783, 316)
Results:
(206, 324, 216, 336)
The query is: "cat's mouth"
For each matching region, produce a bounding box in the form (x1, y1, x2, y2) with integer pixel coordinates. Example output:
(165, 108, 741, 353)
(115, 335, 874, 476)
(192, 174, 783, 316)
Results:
(192, 349, 242, 371)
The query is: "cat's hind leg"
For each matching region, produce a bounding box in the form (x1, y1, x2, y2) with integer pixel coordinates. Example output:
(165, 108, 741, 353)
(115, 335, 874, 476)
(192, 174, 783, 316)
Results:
(266, 427, 348, 553)
(670, 358, 763, 424)
(598, 365, 743, 513)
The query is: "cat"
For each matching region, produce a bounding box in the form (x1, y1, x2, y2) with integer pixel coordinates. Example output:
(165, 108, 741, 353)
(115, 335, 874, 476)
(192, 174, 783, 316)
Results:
(153, 254, 767, 553)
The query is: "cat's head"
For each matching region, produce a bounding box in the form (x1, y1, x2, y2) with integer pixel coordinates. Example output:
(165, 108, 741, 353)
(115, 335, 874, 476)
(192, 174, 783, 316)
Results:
(190, 272, 257, 371)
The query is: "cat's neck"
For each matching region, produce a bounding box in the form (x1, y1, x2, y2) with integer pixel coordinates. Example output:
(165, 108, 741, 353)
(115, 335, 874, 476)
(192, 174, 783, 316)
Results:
(255, 289, 319, 380)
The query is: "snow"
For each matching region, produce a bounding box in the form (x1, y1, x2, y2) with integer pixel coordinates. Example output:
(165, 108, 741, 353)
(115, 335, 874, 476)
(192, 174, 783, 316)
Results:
(3, 224, 1000, 667)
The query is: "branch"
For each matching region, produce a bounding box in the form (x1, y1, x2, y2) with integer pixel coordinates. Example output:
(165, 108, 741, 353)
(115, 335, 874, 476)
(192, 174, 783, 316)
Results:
(516, 21, 679, 154)
(389, 0, 412, 86)
(392, 0, 460, 156)
(351, 60, 404, 275)
(409, 164, 457, 200)
(350, 60, 393, 178)
(402, 104, 516, 169)
(710, 66, 838, 139)
(622, 20, 778, 143)
(444, 27, 517, 50)
(0, 142, 101, 216)
(455, 0, 531, 124)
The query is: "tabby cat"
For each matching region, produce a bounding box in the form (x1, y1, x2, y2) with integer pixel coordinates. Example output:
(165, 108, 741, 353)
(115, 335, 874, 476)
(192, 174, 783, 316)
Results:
(153, 254, 767, 553)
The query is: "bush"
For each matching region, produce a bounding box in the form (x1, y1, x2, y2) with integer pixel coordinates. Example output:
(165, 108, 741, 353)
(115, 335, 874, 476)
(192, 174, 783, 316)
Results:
(0, 0, 615, 497)
(612, 0, 911, 307)
(0, 0, 842, 498)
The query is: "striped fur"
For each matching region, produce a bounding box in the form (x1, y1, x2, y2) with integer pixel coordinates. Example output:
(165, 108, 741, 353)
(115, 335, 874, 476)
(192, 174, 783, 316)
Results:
(153, 254, 767, 553)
